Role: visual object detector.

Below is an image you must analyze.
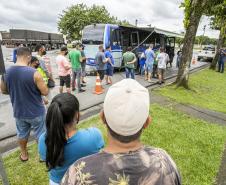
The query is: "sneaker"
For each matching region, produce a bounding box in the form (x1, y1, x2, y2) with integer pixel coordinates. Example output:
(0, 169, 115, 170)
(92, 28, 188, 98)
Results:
(78, 89, 86, 93)
(81, 84, 86, 87)
(72, 88, 76, 91)
(82, 80, 86, 84)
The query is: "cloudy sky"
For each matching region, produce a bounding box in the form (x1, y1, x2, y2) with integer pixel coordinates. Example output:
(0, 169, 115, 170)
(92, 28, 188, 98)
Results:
(0, 0, 219, 38)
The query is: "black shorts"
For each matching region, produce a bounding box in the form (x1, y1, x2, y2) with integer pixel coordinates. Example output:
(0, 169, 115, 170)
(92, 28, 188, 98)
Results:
(59, 75, 71, 88)
(97, 70, 105, 80)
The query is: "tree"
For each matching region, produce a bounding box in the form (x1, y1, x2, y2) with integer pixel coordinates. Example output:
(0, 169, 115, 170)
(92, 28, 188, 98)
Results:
(176, 0, 224, 88)
(58, 4, 129, 40)
(194, 35, 217, 46)
(175, 37, 184, 49)
(58, 4, 89, 39)
(208, 2, 226, 70)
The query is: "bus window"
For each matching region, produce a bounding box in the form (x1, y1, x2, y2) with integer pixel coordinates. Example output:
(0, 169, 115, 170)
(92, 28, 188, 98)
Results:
(82, 24, 105, 44)
(111, 29, 121, 46)
(131, 32, 139, 46)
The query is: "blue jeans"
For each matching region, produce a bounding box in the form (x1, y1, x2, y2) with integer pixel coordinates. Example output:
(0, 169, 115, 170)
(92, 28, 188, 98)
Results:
(218, 58, 224, 73)
(15, 115, 46, 140)
(72, 69, 82, 90)
(125, 68, 135, 79)
(140, 65, 145, 76)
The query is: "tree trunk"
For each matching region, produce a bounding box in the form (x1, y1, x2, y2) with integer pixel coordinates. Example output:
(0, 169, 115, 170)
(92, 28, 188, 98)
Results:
(176, 0, 206, 88)
(210, 26, 225, 70)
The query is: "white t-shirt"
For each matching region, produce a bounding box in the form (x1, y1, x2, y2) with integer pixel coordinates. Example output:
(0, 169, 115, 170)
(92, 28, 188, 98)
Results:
(157, 53, 169, 69)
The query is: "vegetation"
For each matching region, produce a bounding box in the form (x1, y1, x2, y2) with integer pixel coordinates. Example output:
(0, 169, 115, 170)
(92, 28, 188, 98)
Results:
(58, 4, 130, 40)
(176, 36, 218, 49)
(176, 0, 224, 88)
(159, 69, 226, 113)
(208, 1, 226, 70)
(195, 35, 217, 46)
(1, 104, 226, 185)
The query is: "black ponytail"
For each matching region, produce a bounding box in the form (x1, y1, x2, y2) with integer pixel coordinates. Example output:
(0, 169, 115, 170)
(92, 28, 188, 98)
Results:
(45, 93, 79, 170)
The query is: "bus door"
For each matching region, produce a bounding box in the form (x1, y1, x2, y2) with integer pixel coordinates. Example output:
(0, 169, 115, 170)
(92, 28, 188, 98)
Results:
(166, 37, 176, 62)
(131, 32, 139, 47)
(111, 29, 123, 68)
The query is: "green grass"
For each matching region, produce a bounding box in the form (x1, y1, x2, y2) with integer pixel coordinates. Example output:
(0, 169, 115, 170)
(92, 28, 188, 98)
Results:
(158, 69, 226, 113)
(1, 104, 226, 185)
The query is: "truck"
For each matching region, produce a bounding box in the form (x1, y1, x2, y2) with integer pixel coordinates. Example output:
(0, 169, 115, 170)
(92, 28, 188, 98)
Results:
(0, 29, 64, 51)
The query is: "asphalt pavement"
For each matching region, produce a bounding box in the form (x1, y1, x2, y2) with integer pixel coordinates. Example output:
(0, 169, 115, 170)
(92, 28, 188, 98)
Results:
(0, 59, 207, 140)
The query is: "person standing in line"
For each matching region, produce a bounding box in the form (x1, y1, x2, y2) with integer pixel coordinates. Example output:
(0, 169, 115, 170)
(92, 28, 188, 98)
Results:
(176, 50, 182, 68)
(1, 47, 48, 161)
(38, 93, 104, 185)
(105, 46, 114, 85)
(36, 45, 55, 101)
(69, 43, 86, 93)
(144, 44, 155, 82)
(156, 47, 170, 84)
(36, 45, 51, 79)
(61, 79, 181, 185)
(139, 52, 146, 76)
(218, 48, 226, 73)
(56, 46, 71, 94)
(95, 45, 108, 83)
(29, 56, 49, 105)
(123, 46, 137, 79)
(80, 45, 87, 84)
(153, 48, 160, 78)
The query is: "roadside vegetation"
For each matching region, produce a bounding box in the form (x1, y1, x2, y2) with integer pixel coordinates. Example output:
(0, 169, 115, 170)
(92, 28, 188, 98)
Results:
(159, 69, 226, 113)
(1, 104, 226, 185)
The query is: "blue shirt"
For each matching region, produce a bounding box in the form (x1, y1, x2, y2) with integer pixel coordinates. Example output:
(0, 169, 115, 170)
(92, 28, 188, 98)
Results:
(105, 50, 115, 67)
(38, 127, 104, 183)
(12, 49, 17, 63)
(5, 66, 45, 119)
(145, 49, 155, 65)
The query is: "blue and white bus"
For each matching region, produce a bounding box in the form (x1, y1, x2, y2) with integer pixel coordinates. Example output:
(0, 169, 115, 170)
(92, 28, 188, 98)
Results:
(82, 24, 182, 70)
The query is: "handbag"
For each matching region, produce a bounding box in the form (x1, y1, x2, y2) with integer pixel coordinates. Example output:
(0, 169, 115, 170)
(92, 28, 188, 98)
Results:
(47, 79, 55, 88)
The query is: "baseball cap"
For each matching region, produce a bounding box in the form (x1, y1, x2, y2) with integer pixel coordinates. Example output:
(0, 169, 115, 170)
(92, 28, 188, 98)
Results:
(104, 79, 150, 136)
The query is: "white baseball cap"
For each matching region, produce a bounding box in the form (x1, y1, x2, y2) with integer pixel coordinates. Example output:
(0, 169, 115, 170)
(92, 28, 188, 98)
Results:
(104, 79, 150, 136)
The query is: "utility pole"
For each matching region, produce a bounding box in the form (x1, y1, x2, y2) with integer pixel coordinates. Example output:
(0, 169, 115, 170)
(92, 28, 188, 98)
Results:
(135, 19, 138, 27)
(0, 154, 9, 185)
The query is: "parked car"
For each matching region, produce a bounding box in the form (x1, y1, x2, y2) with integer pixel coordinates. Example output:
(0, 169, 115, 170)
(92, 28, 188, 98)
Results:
(197, 46, 216, 62)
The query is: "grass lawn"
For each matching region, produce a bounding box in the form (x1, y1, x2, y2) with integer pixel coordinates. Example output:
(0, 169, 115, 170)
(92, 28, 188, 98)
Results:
(158, 69, 226, 113)
(1, 104, 226, 185)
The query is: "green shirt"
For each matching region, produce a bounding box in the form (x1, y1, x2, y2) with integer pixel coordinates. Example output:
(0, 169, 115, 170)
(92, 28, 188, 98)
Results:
(154, 51, 160, 65)
(69, 49, 81, 70)
(123, 51, 136, 69)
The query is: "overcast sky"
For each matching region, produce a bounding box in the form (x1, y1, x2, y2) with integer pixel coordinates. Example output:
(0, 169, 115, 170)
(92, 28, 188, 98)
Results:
(0, 0, 219, 38)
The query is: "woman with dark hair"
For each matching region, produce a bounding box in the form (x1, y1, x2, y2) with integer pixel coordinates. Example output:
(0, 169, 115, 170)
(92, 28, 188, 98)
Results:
(38, 93, 104, 185)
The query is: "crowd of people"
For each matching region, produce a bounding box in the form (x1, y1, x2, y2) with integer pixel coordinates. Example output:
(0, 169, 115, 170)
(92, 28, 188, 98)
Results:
(55, 42, 173, 95)
(0, 46, 182, 185)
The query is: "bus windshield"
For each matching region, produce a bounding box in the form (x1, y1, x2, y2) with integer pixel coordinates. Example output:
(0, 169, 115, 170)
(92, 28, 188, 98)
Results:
(82, 24, 105, 44)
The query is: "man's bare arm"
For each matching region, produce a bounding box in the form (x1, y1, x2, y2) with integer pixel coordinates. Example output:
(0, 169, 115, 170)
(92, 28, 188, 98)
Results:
(34, 71, 49, 96)
(128, 57, 137, 64)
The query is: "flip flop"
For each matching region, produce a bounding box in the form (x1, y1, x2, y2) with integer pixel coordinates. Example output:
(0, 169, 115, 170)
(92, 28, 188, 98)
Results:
(19, 153, 28, 162)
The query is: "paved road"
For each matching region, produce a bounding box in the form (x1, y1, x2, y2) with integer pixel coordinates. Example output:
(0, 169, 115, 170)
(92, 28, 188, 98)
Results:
(0, 61, 207, 140)
(0, 46, 206, 140)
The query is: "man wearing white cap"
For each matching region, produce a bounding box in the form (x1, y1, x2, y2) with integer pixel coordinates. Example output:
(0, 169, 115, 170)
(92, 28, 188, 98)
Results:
(61, 79, 181, 185)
